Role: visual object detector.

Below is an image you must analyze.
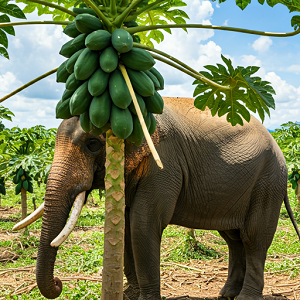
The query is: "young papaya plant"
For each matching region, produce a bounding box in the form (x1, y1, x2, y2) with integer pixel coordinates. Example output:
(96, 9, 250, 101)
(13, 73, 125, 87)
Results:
(1, 0, 300, 298)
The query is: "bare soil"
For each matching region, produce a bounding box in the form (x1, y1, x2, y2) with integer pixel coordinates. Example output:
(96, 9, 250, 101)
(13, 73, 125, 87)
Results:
(1, 206, 300, 299)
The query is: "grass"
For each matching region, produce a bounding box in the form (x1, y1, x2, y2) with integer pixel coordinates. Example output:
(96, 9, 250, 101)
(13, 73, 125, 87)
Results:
(1, 182, 300, 298)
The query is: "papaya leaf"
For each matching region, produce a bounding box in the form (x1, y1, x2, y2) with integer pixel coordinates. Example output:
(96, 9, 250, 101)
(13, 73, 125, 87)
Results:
(134, 0, 188, 47)
(193, 55, 276, 126)
(0, 14, 15, 35)
(0, 46, 8, 58)
(0, 28, 8, 48)
(291, 15, 300, 29)
(236, 0, 251, 10)
(0, 2, 26, 19)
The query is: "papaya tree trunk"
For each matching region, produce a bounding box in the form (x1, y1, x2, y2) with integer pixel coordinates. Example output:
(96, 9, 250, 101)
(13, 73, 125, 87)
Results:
(101, 129, 125, 300)
(0, 195, 1, 206)
(21, 187, 27, 220)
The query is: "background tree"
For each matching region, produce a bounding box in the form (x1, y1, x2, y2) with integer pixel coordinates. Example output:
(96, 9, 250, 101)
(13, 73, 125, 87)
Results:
(0, 125, 56, 219)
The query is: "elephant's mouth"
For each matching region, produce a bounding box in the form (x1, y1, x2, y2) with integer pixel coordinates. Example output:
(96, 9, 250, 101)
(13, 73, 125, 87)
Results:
(13, 190, 88, 248)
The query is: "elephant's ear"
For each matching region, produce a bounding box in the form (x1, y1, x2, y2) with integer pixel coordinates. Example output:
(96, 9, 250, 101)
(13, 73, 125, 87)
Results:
(125, 125, 160, 175)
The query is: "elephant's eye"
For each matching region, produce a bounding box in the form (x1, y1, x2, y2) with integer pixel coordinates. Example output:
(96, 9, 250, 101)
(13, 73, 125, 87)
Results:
(86, 138, 102, 152)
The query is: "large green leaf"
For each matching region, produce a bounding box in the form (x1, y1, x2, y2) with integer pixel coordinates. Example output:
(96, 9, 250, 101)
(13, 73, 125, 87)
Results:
(0, 45, 8, 58)
(0, 1, 26, 18)
(193, 55, 276, 126)
(0, 14, 15, 35)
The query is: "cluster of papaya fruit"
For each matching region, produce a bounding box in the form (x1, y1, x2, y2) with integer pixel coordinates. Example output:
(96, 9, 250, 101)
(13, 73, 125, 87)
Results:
(0, 177, 5, 195)
(56, 9, 165, 145)
(13, 168, 33, 195)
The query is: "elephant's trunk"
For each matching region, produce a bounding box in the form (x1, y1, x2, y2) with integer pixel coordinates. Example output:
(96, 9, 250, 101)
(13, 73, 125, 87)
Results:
(36, 176, 74, 299)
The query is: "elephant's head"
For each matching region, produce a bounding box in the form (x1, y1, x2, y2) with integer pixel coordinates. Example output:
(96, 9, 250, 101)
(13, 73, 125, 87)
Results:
(35, 116, 106, 299)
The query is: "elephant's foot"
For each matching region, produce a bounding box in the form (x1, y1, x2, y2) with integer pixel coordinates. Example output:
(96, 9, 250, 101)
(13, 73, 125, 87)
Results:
(137, 292, 161, 300)
(219, 281, 243, 299)
(235, 291, 264, 300)
(123, 283, 140, 300)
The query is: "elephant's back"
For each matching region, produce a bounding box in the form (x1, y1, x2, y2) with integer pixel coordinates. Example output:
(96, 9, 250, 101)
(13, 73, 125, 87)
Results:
(160, 97, 285, 168)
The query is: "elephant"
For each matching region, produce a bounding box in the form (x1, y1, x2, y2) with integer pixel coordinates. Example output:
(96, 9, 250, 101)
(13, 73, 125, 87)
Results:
(22, 97, 300, 299)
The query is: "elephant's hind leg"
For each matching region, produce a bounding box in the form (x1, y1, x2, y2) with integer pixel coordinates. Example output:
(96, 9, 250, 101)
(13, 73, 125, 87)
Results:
(218, 230, 246, 298)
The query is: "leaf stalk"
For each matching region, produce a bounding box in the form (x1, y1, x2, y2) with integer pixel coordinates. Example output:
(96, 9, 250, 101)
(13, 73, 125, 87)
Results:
(26, 0, 77, 17)
(114, 0, 144, 28)
(126, 23, 300, 38)
(150, 53, 231, 91)
(0, 68, 58, 103)
(84, 0, 112, 29)
(119, 64, 163, 169)
(0, 21, 71, 28)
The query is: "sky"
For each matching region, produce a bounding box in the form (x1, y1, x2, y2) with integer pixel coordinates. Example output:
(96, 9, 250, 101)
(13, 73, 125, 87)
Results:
(0, 0, 300, 130)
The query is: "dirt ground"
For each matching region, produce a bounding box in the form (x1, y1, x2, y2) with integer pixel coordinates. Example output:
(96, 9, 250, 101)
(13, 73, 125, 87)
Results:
(1, 206, 300, 299)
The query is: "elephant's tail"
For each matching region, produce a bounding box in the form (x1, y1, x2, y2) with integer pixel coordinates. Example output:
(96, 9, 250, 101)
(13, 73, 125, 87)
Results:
(284, 193, 300, 240)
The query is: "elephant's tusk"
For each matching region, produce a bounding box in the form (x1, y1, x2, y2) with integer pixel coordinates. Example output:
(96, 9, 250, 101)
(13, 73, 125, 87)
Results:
(50, 191, 86, 247)
(12, 202, 44, 231)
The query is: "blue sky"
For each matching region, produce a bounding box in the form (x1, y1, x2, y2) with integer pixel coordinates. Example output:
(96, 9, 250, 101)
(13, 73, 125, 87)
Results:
(0, 0, 300, 130)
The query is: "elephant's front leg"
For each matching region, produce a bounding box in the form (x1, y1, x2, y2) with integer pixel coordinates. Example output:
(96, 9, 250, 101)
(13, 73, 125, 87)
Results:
(124, 207, 140, 300)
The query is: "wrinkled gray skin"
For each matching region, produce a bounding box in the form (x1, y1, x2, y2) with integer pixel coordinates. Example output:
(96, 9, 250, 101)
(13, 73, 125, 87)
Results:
(36, 97, 298, 300)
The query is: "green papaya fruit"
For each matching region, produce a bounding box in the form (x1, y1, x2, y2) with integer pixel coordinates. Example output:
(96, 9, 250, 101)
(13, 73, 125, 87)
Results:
(71, 33, 87, 51)
(23, 180, 29, 191)
(27, 182, 33, 193)
(56, 98, 73, 119)
(110, 104, 133, 139)
(85, 30, 112, 51)
(66, 49, 85, 73)
(144, 111, 151, 130)
(109, 69, 132, 109)
(132, 35, 141, 43)
(121, 48, 155, 71)
(149, 67, 164, 90)
(63, 22, 81, 38)
(91, 123, 110, 136)
(144, 69, 160, 90)
(89, 90, 112, 128)
(15, 181, 22, 195)
(148, 112, 156, 135)
(13, 175, 18, 184)
(75, 13, 103, 34)
(144, 90, 164, 114)
(56, 61, 71, 83)
(17, 168, 24, 177)
(128, 93, 146, 116)
(126, 68, 155, 97)
(65, 73, 83, 91)
(73, 7, 98, 17)
(111, 29, 133, 53)
(59, 40, 76, 58)
(69, 81, 93, 115)
(61, 88, 74, 101)
(126, 114, 144, 146)
(74, 48, 99, 80)
(88, 68, 110, 97)
(124, 20, 138, 27)
(80, 111, 93, 132)
(99, 47, 119, 73)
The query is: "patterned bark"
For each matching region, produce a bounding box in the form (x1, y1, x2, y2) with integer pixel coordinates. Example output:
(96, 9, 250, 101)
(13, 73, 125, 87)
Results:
(101, 130, 125, 300)
(21, 187, 27, 220)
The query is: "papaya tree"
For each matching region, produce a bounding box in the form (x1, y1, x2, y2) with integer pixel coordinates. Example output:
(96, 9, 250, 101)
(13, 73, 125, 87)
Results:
(0, 125, 56, 219)
(1, 0, 300, 298)
(0, 106, 14, 206)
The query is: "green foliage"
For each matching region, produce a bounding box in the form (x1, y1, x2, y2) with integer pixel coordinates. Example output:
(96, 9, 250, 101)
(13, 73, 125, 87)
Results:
(193, 55, 275, 126)
(133, 0, 189, 47)
(271, 121, 300, 189)
(0, 0, 26, 59)
(0, 106, 14, 131)
(0, 125, 56, 186)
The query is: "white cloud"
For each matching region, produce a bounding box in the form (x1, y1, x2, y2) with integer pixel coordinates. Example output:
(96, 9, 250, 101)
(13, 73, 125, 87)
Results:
(223, 19, 229, 26)
(0, 72, 18, 92)
(194, 0, 214, 20)
(252, 36, 273, 52)
(287, 65, 300, 74)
